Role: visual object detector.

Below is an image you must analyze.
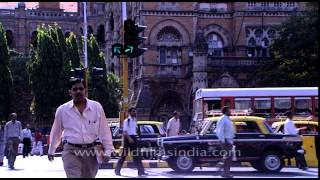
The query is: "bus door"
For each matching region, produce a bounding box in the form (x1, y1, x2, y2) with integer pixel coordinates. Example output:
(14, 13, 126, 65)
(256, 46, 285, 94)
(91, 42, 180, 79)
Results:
(221, 97, 234, 109)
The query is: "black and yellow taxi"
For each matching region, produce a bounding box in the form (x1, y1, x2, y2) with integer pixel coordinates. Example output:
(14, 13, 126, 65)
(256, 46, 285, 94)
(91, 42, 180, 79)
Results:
(110, 120, 165, 159)
(158, 116, 302, 173)
(271, 116, 318, 167)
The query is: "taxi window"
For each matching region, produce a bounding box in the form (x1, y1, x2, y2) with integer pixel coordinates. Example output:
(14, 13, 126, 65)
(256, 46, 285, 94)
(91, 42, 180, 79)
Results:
(296, 124, 318, 135)
(236, 121, 261, 133)
(140, 125, 156, 134)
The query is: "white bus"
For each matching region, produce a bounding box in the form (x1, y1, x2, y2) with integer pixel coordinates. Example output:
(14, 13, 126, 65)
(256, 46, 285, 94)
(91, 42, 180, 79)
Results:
(193, 87, 318, 124)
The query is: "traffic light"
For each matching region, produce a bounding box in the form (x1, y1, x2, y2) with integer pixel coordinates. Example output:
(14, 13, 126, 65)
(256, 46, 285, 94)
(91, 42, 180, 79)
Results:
(71, 68, 85, 79)
(92, 67, 104, 81)
(124, 19, 147, 58)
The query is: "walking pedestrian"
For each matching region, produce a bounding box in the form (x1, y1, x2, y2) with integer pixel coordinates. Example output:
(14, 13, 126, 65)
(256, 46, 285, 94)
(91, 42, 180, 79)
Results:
(4, 113, 22, 169)
(216, 106, 235, 178)
(0, 121, 6, 166)
(22, 124, 32, 158)
(166, 111, 181, 137)
(115, 107, 147, 176)
(283, 111, 308, 170)
(48, 78, 114, 178)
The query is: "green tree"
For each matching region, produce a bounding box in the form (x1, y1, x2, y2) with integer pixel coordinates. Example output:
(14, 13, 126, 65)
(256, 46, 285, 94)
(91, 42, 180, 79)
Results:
(87, 35, 120, 117)
(255, 3, 318, 86)
(66, 32, 82, 68)
(0, 23, 13, 120)
(27, 25, 70, 126)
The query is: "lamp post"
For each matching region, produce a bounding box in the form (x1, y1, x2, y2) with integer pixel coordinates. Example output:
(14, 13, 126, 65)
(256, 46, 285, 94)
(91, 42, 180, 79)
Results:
(83, 2, 89, 96)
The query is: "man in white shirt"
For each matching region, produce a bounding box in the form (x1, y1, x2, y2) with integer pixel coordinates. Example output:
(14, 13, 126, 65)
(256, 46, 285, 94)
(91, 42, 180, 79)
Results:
(22, 124, 32, 158)
(166, 111, 181, 137)
(215, 106, 235, 178)
(48, 78, 114, 178)
(115, 107, 147, 176)
(283, 111, 308, 170)
(4, 113, 22, 169)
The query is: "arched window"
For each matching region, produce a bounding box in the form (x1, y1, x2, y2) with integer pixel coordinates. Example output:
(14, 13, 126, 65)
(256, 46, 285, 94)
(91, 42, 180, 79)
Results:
(207, 33, 224, 57)
(31, 31, 38, 48)
(110, 63, 115, 74)
(96, 24, 105, 45)
(157, 26, 182, 42)
(247, 37, 256, 57)
(157, 26, 182, 66)
(267, 28, 276, 38)
(262, 37, 269, 57)
(5, 30, 14, 48)
(109, 12, 114, 31)
(88, 26, 93, 36)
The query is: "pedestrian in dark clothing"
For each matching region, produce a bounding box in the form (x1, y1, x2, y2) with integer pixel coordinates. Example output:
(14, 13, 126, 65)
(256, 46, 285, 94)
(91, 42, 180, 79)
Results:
(22, 124, 32, 158)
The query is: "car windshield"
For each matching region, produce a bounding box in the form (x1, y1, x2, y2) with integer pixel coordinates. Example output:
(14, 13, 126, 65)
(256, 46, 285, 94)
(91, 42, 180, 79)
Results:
(263, 120, 273, 133)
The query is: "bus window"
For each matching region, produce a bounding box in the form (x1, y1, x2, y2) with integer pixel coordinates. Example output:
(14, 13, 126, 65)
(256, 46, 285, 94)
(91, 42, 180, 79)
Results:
(206, 99, 221, 111)
(235, 98, 252, 110)
(295, 97, 312, 115)
(315, 97, 318, 116)
(274, 97, 291, 115)
(254, 98, 271, 116)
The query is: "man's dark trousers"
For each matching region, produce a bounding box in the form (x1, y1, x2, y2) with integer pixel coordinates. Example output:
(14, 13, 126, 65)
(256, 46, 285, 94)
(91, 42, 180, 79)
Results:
(22, 138, 31, 158)
(115, 135, 145, 174)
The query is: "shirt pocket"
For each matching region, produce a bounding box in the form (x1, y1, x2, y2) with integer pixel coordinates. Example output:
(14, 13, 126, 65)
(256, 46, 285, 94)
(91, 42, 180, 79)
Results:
(87, 122, 99, 136)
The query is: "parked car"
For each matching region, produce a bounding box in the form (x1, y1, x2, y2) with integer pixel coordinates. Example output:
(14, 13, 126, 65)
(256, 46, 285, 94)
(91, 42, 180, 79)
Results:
(158, 116, 303, 173)
(110, 121, 166, 159)
(272, 119, 318, 167)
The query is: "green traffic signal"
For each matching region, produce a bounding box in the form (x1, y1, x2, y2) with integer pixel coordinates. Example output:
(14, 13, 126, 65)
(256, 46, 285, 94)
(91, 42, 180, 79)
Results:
(111, 43, 123, 57)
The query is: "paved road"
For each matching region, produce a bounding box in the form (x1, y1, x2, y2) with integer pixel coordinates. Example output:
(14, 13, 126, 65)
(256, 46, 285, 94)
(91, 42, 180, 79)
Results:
(0, 156, 318, 178)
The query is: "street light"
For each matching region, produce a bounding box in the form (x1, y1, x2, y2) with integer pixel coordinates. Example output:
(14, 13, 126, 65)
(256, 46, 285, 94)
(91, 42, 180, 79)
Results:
(83, 2, 88, 97)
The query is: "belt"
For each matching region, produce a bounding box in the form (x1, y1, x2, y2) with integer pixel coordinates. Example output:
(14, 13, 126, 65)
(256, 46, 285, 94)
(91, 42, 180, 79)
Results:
(66, 142, 96, 148)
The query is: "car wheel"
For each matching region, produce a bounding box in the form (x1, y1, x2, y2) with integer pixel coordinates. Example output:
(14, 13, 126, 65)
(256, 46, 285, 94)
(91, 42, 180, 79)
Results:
(174, 155, 194, 173)
(260, 151, 283, 173)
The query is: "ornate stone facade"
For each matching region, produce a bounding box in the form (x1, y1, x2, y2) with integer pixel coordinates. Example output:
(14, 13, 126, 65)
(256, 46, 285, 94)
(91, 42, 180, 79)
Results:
(127, 2, 307, 129)
(0, 2, 308, 129)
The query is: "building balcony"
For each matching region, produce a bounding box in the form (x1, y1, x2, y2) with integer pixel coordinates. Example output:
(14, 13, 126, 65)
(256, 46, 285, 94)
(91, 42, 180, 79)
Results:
(141, 63, 192, 79)
(0, 9, 15, 16)
(207, 56, 270, 67)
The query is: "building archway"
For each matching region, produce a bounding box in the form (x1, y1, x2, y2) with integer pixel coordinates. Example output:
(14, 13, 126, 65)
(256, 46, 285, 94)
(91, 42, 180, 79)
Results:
(5, 30, 14, 48)
(96, 24, 105, 45)
(149, 19, 190, 46)
(151, 90, 189, 130)
(88, 26, 93, 36)
(30, 31, 38, 48)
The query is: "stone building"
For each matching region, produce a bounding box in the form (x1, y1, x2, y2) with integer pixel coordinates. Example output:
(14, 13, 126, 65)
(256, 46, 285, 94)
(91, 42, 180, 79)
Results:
(125, 2, 307, 129)
(0, 2, 308, 129)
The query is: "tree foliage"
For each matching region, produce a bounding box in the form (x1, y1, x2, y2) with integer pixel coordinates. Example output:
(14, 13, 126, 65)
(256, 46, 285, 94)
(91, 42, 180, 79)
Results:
(255, 3, 318, 86)
(27, 25, 71, 125)
(66, 32, 82, 68)
(0, 23, 13, 121)
(87, 35, 120, 117)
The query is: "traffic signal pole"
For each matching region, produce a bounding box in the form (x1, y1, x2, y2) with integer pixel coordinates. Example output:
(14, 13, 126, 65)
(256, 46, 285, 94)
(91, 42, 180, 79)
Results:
(119, 2, 128, 129)
(83, 2, 89, 97)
